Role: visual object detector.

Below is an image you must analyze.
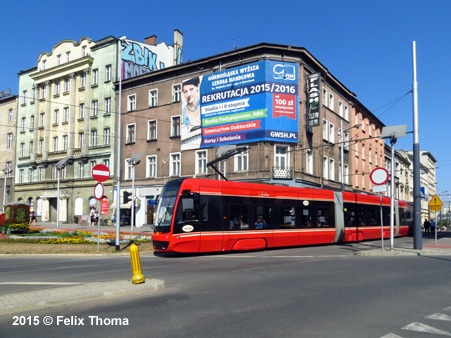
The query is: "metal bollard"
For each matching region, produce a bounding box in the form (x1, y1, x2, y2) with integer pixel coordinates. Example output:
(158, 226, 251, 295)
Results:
(129, 243, 145, 284)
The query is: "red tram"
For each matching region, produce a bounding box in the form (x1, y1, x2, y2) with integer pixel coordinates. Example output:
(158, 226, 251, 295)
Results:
(152, 178, 411, 253)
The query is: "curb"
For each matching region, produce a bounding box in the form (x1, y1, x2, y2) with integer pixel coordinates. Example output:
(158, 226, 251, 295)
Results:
(0, 278, 164, 316)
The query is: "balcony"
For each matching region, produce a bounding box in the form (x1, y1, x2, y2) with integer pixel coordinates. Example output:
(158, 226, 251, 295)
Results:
(272, 166, 293, 179)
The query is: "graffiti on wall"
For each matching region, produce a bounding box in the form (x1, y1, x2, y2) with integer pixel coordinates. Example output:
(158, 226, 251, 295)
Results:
(121, 39, 182, 80)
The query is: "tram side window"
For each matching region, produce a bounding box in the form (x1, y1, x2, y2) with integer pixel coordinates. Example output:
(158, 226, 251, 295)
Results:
(199, 195, 223, 232)
(255, 205, 272, 229)
(343, 205, 355, 227)
(301, 208, 312, 228)
(382, 206, 390, 226)
(355, 204, 379, 227)
(229, 204, 249, 230)
(313, 203, 335, 228)
(279, 206, 295, 228)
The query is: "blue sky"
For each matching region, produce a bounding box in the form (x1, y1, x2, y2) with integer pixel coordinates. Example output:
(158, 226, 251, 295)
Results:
(2, 0, 450, 198)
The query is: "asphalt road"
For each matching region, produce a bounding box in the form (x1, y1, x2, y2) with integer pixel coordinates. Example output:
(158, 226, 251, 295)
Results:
(2, 237, 451, 337)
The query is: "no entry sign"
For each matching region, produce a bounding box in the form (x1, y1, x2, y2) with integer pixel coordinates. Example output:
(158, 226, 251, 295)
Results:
(370, 167, 389, 185)
(92, 164, 110, 182)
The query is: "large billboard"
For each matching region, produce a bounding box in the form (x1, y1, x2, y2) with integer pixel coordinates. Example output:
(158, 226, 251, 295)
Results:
(200, 60, 298, 148)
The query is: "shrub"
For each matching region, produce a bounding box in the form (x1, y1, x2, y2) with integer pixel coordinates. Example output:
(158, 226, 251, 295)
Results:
(1, 203, 30, 234)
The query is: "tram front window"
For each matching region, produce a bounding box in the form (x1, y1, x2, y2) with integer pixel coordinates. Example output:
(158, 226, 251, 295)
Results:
(154, 187, 179, 233)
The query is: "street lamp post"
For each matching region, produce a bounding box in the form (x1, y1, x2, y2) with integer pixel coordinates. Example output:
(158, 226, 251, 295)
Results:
(128, 153, 142, 234)
(2, 168, 12, 213)
(54, 158, 71, 230)
(339, 121, 361, 191)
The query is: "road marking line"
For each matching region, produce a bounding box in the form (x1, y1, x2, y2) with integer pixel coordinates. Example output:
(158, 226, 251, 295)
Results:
(426, 313, 451, 321)
(402, 322, 451, 336)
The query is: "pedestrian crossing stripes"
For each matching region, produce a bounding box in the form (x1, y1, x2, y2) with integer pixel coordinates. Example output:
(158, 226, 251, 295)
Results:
(380, 306, 451, 337)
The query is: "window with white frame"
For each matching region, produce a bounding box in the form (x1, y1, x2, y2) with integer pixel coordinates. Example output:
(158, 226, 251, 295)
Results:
(103, 159, 110, 168)
(66, 51, 71, 62)
(147, 120, 157, 140)
(79, 162, 85, 178)
(64, 78, 70, 92)
(55, 81, 60, 95)
(323, 156, 328, 179)
(63, 135, 68, 150)
(329, 122, 335, 143)
(40, 112, 45, 127)
(9, 108, 13, 122)
(22, 91, 27, 105)
(322, 88, 328, 106)
(79, 133, 84, 148)
(20, 143, 25, 157)
(90, 161, 97, 173)
(369, 149, 372, 163)
(19, 169, 24, 183)
(28, 168, 34, 182)
(170, 153, 181, 176)
(82, 46, 87, 57)
(171, 116, 181, 137)
(39, 139, 44, 154)
(42, 60, 46, 70)
(92, 100, 98, 116)
(338, 101, 343, 117)
(362, 144, 365, 161)
(306, 149, 313, 175)
(30, 115, 34, 129)
(93, 69, 99, 85)
(375, 152, 378, 166)
(329, 93, 334, 111)
(344, 131, 350, 150)
(105, 97, 111, 114)
(126, 124, 136, 143)
(105, 65, 112, 82)
(322, 119, 328, 140)
(91, 130, 97, 146)
(39, 167, 45, 181)
(104, 128, 110, 145)
(63, 107, 69, 123)
(344, 105, 349, 121)
(29, 141, 33, 155)
(41, 85, 46, 99)
(149, 89, 158, 107)
(53, 137, 58, 152)
(344, 164, 349, 184)
(125, 158, 133, 180)
(79, 103, 85, 119)
(275, 145, 289, 169)
(196, 150, 207, 175)
(234, 148, 249, 171)
(355, 141, 359, 157)
(173, 84, 182, 102)
(54, 109, 59, 124)
(128, 94, 136, 111)
(329, 158, 335, 181)
(21, 117, 26, 132)
(146, 155, 157, 178)
(80, 73, 86, 88)
(57, 54, 61, 65)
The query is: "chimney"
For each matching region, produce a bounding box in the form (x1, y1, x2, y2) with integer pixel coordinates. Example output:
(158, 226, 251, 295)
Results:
(144, 35, 157, 46)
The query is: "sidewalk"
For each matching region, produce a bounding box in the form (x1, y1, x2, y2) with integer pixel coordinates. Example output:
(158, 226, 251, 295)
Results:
(0, 279, 165, 315)
(356, 232, 451, 256)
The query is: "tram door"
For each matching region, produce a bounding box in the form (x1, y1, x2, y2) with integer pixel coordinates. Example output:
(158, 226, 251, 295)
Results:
(199, 194, 226, 252)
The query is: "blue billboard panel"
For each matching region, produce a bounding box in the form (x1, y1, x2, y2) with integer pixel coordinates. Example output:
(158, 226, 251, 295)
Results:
(200, 60, 299, 148)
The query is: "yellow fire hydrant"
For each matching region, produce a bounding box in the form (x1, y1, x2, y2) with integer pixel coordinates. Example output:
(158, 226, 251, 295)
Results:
(129, 243, 145, 284)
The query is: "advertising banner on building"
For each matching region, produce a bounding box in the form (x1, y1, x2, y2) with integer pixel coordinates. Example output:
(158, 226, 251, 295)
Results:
(306, 73, 320, 127)
(181, 76, 204, 151)
(199, 60, 299, 148)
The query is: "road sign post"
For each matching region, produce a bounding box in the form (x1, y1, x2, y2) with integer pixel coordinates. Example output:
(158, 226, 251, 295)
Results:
(370, 168, 389, 252)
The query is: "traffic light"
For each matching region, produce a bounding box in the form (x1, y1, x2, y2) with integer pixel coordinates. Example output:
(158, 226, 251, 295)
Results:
(123, 191, 132, 204)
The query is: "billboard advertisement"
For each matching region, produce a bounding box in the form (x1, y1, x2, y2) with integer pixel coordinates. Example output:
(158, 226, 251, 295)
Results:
(200, 60, 298, 148)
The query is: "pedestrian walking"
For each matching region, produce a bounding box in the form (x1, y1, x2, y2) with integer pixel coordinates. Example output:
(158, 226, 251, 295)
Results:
(424, 219, 431, 236)
(430, 219, 436, 236)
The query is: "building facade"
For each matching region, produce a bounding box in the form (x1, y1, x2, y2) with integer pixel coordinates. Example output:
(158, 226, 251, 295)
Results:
(0, 91, 17, 209)
(14, 31, 183, 224)
(117, 43, 389, 227)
